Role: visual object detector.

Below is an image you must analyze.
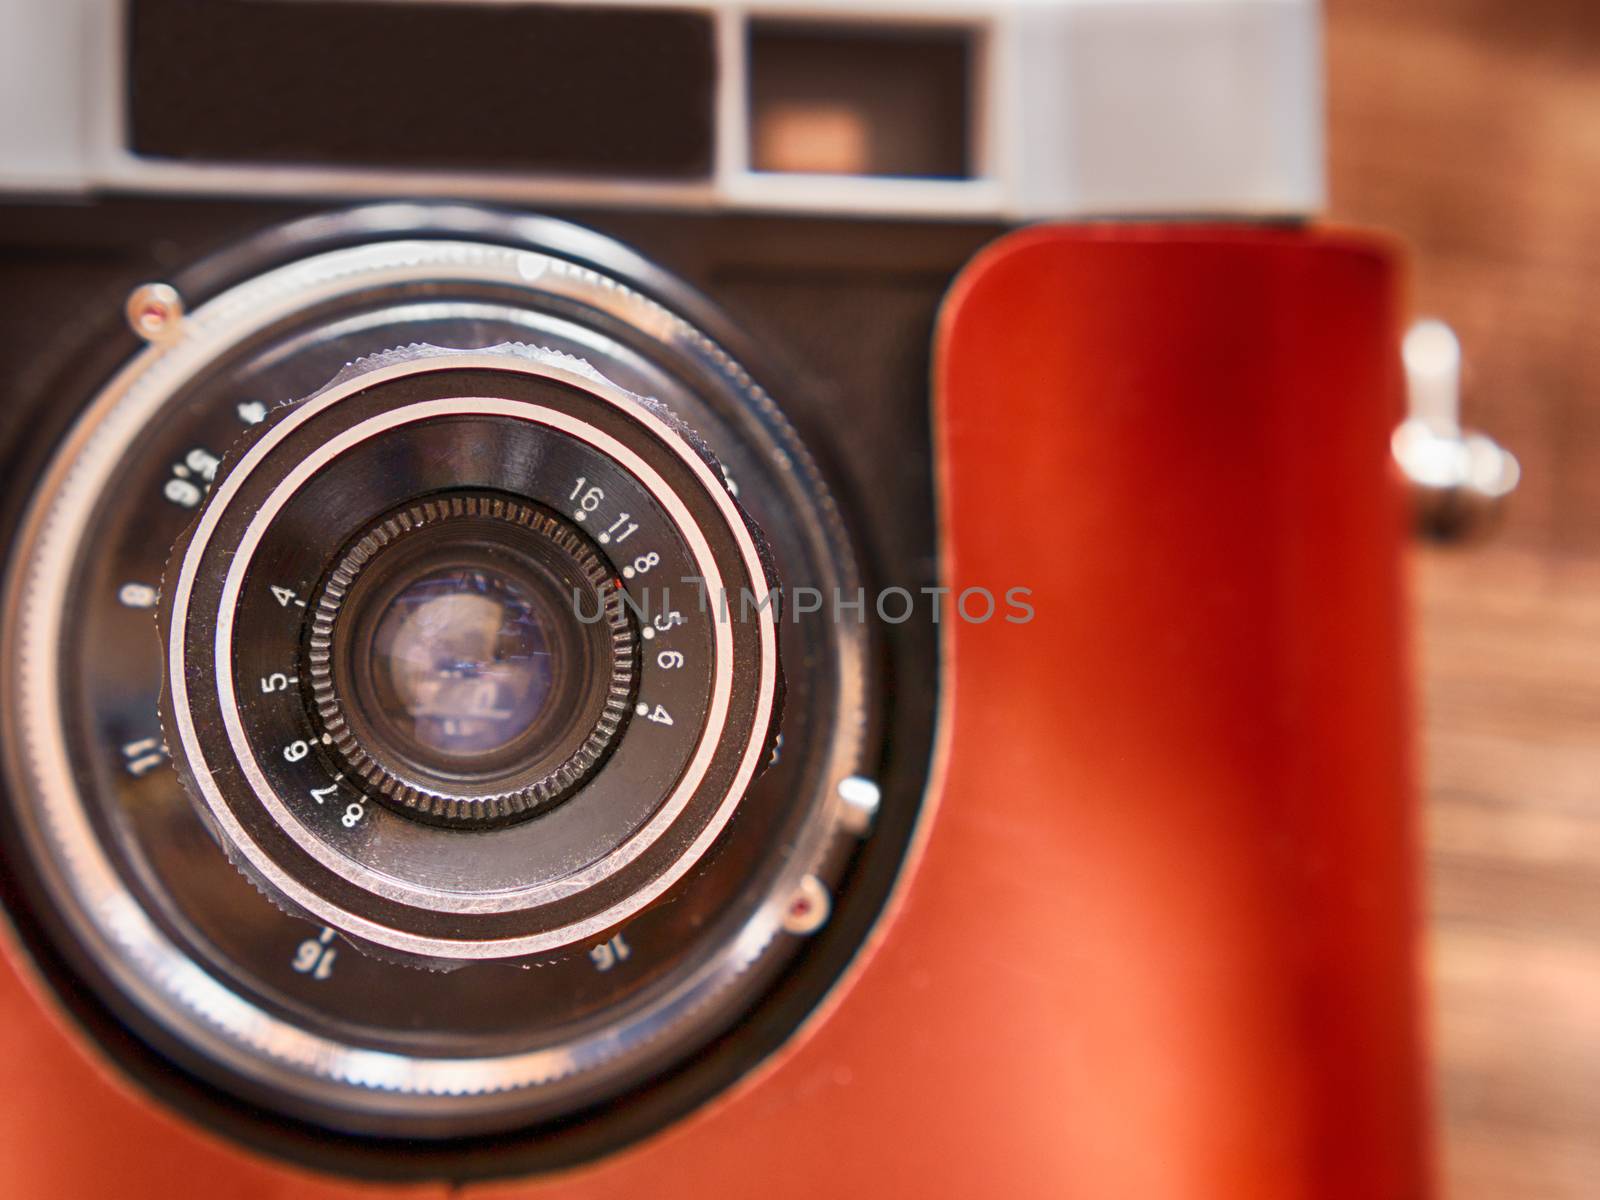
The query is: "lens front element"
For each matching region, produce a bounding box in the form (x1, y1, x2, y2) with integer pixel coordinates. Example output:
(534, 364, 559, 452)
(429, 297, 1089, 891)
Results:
(369, 564, 558, 761)
(309, 492, 634, 827)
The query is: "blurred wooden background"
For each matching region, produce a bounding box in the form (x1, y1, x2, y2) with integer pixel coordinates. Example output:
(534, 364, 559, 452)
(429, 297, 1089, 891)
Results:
(1326, 2, 1600, 1195)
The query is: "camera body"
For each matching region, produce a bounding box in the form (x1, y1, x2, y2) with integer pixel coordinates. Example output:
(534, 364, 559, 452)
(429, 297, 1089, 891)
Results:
(0, 2, 1429, 1196)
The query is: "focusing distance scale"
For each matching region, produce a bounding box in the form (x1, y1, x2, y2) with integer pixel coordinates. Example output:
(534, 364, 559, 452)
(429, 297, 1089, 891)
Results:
(2, 215, 880, 1147)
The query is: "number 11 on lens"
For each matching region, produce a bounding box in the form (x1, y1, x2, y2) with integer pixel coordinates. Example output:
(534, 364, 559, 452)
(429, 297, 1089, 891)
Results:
(600, 512, 636, 546)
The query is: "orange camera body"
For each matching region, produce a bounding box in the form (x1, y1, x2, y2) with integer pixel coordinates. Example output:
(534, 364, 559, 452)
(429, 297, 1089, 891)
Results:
(0, 223, 1428, 1199)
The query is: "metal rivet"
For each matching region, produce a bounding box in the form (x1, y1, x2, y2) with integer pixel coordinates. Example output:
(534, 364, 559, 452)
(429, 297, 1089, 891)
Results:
(781, 874, 831, 935)
(125, 282, 184, 342)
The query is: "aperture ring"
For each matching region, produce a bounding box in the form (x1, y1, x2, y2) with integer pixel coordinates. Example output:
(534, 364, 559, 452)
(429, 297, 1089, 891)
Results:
(161, 345, 781, 961)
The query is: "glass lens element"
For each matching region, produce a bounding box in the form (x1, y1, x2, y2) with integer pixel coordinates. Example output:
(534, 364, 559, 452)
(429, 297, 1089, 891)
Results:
(369, 565, 556, 760)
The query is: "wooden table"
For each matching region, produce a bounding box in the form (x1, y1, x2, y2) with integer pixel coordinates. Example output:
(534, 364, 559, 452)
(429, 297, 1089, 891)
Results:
(1328, 3, 1600, 1194)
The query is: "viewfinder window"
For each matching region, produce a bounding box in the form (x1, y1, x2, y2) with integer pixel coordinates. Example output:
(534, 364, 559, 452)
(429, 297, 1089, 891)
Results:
(748, 22, 976, 179)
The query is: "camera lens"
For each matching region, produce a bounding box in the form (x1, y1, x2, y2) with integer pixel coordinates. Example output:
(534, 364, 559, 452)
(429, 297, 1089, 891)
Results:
(1, 218, 884, 1147)
(159, 342, 784, 967)
(309, 493, 634, 826)
(366, 564, 557, 762)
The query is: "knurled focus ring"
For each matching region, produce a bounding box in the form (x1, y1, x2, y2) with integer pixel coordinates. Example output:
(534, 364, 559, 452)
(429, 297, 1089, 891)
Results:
(306, 493, 635, 825)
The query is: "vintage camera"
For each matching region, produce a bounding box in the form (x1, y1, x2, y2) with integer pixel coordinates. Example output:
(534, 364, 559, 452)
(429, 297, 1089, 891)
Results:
(0, 1, 1431, 1195)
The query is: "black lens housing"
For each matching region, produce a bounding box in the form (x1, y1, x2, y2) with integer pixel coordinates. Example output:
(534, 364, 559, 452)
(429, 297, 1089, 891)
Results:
(0, 205, 939, 1169)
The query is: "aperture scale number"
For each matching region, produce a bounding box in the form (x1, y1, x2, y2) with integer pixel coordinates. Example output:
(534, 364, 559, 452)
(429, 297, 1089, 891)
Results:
(256, 577, 370, 831)
(570, 475, 694, 732)
(569, 477, 637, 546)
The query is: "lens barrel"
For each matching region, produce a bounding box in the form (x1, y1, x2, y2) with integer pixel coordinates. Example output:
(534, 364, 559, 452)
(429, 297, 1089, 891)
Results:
(5, 218, 877, 1144)
(159, 343, 781, 967)
(308, 492, 635, 827)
